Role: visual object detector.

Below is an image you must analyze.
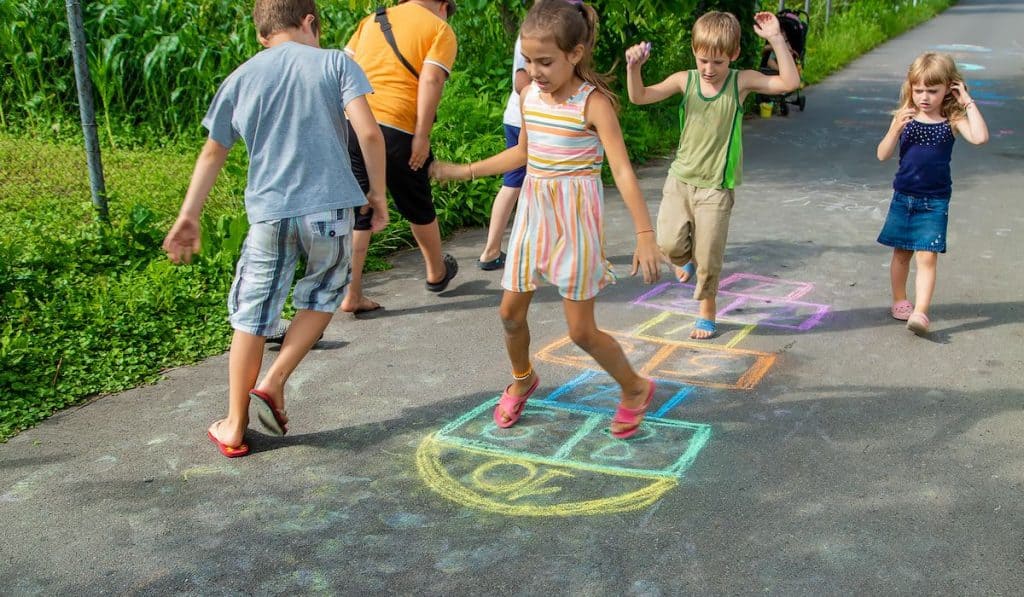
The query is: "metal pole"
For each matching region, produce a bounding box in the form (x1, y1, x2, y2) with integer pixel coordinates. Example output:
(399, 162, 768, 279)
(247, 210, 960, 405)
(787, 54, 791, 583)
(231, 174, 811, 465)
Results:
(826, 0, 831, 26)
(804, 0, 810, 14)
(65, 0, 109, 222)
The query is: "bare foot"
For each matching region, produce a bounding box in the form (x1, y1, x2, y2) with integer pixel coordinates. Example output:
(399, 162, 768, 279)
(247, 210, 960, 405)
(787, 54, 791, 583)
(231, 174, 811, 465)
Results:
(340, 295, 382, 314)
(610, 379, 652, 435)
(208, 418, 246, 450)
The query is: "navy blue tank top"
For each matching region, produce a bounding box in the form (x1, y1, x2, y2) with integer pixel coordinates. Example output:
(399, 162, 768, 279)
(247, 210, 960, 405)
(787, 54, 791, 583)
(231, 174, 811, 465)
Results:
(893, 119, 955, 198)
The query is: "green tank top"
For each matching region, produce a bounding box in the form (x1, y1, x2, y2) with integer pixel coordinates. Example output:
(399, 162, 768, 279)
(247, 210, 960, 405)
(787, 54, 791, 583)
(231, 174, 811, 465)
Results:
(667, 69, 744, 190)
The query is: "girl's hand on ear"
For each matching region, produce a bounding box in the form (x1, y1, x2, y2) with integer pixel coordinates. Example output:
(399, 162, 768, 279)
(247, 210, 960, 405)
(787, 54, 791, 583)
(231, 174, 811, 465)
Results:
(949, 81, 973, 106)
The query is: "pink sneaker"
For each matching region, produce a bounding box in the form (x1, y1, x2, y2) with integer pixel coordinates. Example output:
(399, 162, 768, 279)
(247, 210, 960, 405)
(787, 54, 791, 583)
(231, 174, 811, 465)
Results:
(890, 300, 913, 321)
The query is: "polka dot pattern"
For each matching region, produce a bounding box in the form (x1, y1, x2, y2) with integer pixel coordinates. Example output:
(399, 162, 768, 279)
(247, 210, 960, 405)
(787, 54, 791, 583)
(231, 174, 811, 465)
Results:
(893, 119, 956, 199)
(901, 119, 955, 147)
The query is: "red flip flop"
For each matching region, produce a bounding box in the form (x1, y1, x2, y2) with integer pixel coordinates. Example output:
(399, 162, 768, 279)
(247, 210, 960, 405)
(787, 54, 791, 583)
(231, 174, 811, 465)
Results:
(493, 374, 541, 429)
(611, 379, 656, 440)
(250, 388, 288, 436)
(207, 430, 249, 458)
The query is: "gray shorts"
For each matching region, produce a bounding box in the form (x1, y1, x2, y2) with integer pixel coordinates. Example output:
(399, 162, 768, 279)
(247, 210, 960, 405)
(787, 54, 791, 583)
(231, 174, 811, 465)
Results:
(228, 208, 354, 336)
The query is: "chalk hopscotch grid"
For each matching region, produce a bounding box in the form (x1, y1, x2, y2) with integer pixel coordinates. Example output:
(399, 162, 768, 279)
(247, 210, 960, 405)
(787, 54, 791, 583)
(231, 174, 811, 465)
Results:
(536, 331, 776, 390)
(632, 282, 830, 331)
(435, 397, 713, 480)
(420, 272, 829, 514)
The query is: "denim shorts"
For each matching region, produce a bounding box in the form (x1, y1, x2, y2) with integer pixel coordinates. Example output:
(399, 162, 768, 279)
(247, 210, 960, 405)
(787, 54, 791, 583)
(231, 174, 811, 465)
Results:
(228, 208, 354, 336)
(877, 191, 949, 253)
(502, 124, 526, 188)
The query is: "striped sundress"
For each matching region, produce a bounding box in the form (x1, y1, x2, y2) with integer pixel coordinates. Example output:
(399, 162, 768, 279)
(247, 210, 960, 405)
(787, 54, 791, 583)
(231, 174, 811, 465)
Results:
(501, 81, 615, 301)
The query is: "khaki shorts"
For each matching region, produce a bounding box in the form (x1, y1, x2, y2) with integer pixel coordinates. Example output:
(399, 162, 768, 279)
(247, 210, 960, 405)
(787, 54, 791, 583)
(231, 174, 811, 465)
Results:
(656, 177, 734, 300)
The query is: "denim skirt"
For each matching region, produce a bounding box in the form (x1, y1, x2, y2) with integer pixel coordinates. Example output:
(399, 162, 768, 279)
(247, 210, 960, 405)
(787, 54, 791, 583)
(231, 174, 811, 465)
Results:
(877, 191, 950, 253)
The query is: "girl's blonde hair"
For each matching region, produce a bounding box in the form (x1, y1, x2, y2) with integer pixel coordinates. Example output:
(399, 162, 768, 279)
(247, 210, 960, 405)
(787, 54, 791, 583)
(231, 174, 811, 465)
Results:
(898, 52, 967, 123)
(521, 0, 618, 111)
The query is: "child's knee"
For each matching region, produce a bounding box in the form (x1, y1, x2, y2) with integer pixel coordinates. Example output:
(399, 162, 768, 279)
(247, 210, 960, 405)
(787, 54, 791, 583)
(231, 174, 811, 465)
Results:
(567, 324, 601, 352)
(499, 309, 527, 333)
(915, 251, 938, 266)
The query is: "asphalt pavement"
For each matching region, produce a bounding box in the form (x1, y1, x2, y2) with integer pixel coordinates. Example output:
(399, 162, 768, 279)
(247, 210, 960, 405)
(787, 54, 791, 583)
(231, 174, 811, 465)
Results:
(2, 0, 1023, 594)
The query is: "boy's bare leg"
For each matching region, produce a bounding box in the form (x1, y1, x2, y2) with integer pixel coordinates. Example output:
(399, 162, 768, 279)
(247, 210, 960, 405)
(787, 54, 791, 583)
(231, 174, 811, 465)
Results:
(252, 309, 333, 419)
(562, 298, 650, 435)
(211, 330, 265, 448)
(411, 221, 446, 284)
(890, 248, 913, 303)
(692, 296, 718, 340)
(340, 229, 380, 313)
(912, 251, 938, 315)
(480, 186, 519, 263)
(497, 290, 537, 424)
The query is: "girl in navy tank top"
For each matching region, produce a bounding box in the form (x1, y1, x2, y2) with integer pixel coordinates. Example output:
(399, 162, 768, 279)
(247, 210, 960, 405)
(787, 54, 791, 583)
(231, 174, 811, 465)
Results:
(875, 52, 989, 335)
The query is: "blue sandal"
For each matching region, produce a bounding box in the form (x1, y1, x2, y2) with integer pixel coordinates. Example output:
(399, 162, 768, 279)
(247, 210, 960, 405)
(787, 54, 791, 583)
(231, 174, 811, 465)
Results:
(675, 262, 696, 283)
(690, 317, 717, 339)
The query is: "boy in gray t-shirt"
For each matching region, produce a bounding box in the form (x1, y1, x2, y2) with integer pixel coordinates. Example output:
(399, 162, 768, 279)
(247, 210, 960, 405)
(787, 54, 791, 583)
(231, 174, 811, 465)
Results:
(162, 0, 387, 458)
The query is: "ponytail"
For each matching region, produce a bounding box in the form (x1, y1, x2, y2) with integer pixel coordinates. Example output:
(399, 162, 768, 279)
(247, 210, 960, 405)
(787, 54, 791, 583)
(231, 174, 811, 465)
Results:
(574, 3, 618, 111)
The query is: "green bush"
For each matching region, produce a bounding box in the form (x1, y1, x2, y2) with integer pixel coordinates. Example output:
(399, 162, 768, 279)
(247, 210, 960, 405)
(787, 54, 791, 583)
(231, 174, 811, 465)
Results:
(0, 0, 951, 439)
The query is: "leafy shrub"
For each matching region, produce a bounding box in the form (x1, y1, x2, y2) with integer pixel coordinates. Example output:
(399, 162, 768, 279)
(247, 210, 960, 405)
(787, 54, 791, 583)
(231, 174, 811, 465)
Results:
(0, 0, 953, 439)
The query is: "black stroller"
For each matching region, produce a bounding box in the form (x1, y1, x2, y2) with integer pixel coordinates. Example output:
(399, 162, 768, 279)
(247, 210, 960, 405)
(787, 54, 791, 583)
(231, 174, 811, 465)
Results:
(756, 8, 808, 116)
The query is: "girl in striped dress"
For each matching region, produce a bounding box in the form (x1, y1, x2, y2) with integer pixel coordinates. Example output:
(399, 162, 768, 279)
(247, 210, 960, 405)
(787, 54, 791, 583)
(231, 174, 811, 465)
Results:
(431, 0, 661, 439)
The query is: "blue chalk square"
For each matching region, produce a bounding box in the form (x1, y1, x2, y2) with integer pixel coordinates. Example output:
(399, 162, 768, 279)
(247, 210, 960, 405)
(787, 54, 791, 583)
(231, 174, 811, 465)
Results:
(560, 416, 712, 477)
(541, 370, 696, 418)
(437, 399, 589, 460)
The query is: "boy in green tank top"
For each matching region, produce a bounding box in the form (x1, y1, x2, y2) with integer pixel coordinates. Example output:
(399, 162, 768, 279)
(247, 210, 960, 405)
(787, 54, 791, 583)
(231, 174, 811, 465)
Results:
(626, 11, 799, 339)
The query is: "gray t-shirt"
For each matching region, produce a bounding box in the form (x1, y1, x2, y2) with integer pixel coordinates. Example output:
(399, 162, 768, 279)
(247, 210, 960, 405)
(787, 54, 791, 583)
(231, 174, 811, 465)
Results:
(203, 42, 372, 223)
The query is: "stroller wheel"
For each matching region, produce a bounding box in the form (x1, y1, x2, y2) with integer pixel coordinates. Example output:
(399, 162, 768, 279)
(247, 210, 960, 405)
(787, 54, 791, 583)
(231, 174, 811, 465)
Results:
(780, 100, 789, 116)
(798, 94, 806, 111)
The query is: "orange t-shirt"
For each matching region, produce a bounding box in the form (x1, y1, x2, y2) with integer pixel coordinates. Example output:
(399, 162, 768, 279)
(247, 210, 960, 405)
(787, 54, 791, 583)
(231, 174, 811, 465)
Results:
(344, 2, 458, 133)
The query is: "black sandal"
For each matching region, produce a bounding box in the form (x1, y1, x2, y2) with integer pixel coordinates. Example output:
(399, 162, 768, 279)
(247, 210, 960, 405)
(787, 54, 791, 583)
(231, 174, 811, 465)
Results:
(426, 254, 459, 292)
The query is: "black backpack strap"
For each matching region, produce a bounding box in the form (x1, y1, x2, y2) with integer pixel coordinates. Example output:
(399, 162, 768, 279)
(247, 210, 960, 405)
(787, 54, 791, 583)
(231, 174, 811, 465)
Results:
(374, 6, 419, 79)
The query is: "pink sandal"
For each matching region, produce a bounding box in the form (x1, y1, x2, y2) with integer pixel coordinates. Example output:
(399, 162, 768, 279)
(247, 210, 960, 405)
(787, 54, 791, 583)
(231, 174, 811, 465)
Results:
(890, 299, 913, 321)
(493, 375, 541, 429)
(611, 379, 656, 440)
(906, 312, 930, 335)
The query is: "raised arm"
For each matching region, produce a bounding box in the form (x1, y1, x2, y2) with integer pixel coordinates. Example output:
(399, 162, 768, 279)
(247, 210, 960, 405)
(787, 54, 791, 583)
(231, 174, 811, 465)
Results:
(738, 13, 800, 98)
(625, 42, 686, 105)
(950, 82, 989, 145)
(586, 92, 660, 283)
